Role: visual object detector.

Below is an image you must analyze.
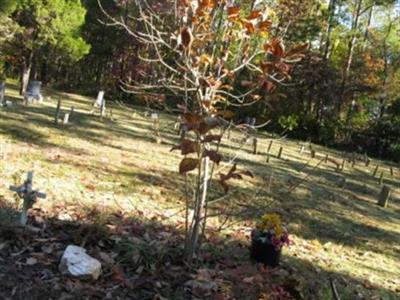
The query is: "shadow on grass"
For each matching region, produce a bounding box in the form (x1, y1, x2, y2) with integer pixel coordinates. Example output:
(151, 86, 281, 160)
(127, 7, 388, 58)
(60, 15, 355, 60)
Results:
(199, 155, 400, 264)
(0, 99, 179, 152)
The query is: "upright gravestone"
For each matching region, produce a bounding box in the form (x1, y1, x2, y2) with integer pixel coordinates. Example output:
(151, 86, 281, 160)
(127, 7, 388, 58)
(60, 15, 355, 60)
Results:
(0, 81, 5, 107)
(92, 91, 105, 117)
(378, 185, 391, 208)
(249, 117, 256, 127)
(24, 81, 43, 105)
(95, 91, 105, 107)
(54, 98, 62, 125)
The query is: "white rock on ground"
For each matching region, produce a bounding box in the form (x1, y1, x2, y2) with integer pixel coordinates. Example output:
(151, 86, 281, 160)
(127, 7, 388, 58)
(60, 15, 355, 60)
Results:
(59, 245, 102, 280)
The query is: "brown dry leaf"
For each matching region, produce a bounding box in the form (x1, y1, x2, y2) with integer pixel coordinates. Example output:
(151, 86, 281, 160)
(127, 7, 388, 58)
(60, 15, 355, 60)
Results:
(272, 39, 285, 57)
(183, 113, 203, 132)
(180, 27, 193, 48)
(198, 0, 215, 9)
(247, 10, 262, 20)
(285, 42, 309, 58)
(258, 20, 272, 32)
(204, 150, 222, 164)
(179, 158, 199, 174)
(227, 6, 240, 20)
(171, 140, 200, 155)
(242, 19, 256, 34)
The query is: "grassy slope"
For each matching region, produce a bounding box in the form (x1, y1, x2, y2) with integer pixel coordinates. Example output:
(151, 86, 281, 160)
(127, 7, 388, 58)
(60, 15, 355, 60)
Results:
(0, 80, 399, 299)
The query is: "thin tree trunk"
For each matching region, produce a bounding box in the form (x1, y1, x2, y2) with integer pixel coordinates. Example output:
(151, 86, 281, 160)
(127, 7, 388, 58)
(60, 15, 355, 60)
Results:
(187, 156, 210, 262)
(363, 6, 373, 43)
(324, 0, 337, 60)
(378, 20, 394, 120)
(338, 0, 363, 114)
(19, 51, 33, 95)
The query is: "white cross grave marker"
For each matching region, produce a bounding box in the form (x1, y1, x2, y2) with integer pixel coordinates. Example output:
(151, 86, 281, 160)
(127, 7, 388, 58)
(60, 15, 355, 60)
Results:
(9, 171, 47, 226)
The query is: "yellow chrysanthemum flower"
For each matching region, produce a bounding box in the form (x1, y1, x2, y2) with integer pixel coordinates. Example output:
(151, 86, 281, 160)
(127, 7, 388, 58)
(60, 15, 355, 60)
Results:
(257, 213, 284, 238)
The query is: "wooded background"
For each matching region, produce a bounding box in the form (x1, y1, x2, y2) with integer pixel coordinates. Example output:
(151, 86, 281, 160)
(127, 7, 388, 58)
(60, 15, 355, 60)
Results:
(1, 0, 399, 160)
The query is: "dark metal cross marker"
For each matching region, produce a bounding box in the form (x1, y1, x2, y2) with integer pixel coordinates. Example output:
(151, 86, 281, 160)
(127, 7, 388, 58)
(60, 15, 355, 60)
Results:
(9, 171, 47, 226)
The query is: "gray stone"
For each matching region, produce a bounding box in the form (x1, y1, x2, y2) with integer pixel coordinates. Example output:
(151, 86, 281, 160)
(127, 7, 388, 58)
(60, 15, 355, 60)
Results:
(24, 81, 43, 104)
(59, 245, 102, 280)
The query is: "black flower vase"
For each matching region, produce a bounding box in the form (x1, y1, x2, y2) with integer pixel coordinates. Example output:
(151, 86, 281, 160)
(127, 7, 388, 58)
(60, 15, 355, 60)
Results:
(250, 237, 281, 267)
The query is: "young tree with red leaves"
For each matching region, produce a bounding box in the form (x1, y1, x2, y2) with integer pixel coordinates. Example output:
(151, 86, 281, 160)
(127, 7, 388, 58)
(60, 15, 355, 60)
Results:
(100, 0, 305, 261)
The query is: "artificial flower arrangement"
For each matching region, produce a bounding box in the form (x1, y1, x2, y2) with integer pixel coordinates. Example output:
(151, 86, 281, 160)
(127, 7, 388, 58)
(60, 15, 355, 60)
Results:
(250, 213, 290, 267)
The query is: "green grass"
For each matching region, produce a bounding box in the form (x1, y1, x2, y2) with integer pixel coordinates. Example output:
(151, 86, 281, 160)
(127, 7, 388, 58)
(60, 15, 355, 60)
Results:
(0, 79, 399, 299)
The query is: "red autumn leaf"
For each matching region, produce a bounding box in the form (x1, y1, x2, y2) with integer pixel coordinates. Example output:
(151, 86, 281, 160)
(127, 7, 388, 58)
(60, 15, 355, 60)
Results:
(272, 39, 285, 57)
(170, 140, 200, 155)
(183, 113, 203, 131)
(285, 42, 309, 58)
(263, 42, 273, 52)
(264, 39, 285, 57)
(203, 135, 222, 143)
(247, 10, 262, 20)
(262, 81, 276, 92)
(258, 20, 272, 32)
(179, 158, 199, 174)
(242, 20, 256, 34)
(199, 0, 215, 9)
(204, 150, 222, 164)
(227, 6, 240, 19)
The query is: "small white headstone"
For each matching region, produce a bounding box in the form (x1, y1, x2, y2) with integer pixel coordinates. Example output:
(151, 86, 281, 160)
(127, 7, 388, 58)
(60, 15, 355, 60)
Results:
(63, 113, 70, 125)
(95, 91, 105, 107)
(151, 113, 159, 119)
(59, 245, 102, 280)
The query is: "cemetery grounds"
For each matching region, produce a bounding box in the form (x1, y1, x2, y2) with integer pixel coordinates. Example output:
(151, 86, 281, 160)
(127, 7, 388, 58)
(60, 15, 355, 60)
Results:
(0, 80, 399, 299)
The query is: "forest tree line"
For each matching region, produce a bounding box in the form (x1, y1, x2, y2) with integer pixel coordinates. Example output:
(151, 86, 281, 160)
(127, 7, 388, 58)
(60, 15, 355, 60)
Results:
(1, 0, 400, 160)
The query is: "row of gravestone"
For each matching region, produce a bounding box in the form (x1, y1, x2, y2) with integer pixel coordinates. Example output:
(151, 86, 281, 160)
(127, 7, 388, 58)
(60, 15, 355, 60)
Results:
(1, 80, 107, 119)
(0, 80, 44, 107)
